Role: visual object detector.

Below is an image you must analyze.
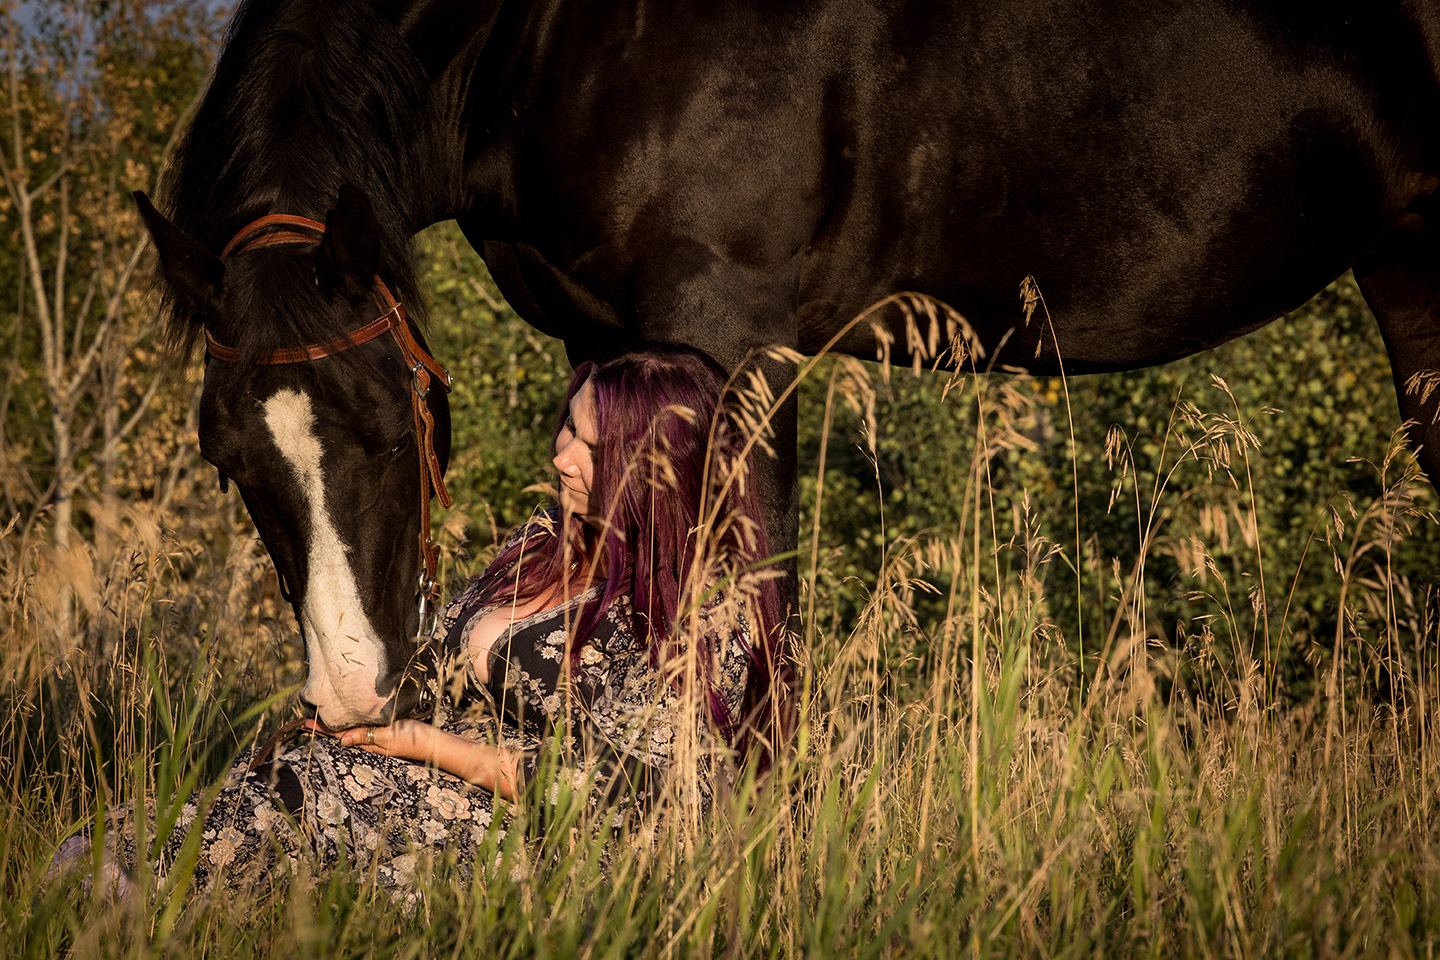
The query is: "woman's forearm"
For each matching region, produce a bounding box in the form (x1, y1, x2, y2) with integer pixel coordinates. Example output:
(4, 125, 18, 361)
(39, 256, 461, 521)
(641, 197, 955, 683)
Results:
(426, 729, 522, 801)
(332, 721, 523, 801)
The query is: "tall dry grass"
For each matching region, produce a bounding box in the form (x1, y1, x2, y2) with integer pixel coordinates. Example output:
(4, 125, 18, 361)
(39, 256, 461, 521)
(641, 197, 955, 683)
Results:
(2, 302, 1439, 958)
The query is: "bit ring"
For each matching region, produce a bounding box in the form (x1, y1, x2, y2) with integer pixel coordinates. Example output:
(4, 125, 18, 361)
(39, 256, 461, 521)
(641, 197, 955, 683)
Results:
(366, 727, 376, 746)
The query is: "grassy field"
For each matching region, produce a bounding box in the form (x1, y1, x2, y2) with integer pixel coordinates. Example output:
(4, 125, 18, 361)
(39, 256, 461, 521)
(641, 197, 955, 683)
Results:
(4, 286, 1440, 959)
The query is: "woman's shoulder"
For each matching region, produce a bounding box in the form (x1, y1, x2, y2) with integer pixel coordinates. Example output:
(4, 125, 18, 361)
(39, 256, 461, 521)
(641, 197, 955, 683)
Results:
(438, 507, 563, 630)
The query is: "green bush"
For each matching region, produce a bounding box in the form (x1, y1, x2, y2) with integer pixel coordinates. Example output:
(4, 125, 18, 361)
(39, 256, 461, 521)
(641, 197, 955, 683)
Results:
(797, 273, 1440, 704)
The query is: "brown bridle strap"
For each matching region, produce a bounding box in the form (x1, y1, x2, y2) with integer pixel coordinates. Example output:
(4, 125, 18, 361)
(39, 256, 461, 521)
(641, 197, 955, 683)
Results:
(209, 213, 453, 622)
(221, 214, 333, 257)
(204, 315, 394, 365)
(245, 716, 310, 773)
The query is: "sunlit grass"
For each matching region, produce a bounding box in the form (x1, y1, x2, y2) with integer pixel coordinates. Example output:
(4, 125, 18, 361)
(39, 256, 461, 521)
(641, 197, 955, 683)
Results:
(4, 324, 1440, 958)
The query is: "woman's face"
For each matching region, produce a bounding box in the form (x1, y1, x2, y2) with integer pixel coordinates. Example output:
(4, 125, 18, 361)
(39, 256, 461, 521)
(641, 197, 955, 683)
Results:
(554, 377, 598, 520)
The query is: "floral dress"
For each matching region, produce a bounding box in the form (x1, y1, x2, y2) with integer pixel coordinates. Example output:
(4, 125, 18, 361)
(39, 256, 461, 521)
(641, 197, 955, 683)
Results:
(56, 535, 752, 896)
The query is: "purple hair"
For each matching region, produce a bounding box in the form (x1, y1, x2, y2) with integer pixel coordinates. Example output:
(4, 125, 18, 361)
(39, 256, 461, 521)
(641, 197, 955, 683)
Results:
(471, 344, 792, 767)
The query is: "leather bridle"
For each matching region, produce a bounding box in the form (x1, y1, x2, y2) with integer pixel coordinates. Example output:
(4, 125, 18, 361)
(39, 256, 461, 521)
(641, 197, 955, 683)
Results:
(208, 214, 453, 639)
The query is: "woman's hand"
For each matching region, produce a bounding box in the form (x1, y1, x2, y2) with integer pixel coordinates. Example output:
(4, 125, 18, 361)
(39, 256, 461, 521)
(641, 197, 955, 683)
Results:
(328, 719, 437, 763)
(306, 719, 522, 801)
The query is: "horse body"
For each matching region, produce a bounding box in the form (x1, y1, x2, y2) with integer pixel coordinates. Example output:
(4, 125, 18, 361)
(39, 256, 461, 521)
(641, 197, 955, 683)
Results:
(140, 0, 1440, 727)
(459, 0, 1434, 367)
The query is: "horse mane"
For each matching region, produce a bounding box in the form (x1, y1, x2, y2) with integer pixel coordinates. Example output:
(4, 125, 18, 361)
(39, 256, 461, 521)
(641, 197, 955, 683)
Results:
(159, 0, 441, 360)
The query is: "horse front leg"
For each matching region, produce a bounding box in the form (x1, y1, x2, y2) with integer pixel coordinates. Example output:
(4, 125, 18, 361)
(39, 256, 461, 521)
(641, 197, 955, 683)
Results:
(1355, 235, 1440, 484)
(633, 255, 804, 640)
(749, 349, 799, 633)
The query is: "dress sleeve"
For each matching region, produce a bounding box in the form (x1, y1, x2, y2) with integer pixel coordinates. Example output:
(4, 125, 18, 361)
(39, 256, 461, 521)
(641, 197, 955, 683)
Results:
(497, 597, 753, 830)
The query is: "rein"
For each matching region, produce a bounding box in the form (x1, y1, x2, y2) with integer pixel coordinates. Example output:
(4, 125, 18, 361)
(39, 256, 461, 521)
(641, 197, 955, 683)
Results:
(209, 213, 453, 641)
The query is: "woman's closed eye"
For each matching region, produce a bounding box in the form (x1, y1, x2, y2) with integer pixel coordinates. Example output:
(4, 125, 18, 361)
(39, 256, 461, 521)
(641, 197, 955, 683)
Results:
(560, 418, 588, 449)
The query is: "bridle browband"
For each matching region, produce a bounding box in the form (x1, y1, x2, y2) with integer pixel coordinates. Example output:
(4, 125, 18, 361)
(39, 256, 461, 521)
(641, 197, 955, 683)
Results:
(209, 213, 453, 639)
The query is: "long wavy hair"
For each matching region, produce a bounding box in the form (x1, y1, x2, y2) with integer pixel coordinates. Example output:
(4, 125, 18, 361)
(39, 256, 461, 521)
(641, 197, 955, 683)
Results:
(470, 343, 792, 766)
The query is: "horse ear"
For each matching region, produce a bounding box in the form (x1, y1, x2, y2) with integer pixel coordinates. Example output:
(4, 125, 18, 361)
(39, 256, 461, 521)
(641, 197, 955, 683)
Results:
(316, 185, 381, 300)
(133, 191, 224, 311)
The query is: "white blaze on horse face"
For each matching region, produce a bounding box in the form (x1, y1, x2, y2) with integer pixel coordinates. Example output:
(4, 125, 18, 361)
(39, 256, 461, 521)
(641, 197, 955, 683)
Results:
(263, 388, 388, 727)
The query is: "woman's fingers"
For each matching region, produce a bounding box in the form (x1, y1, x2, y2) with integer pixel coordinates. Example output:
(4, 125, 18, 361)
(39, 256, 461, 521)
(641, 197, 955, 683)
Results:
(300, 719, 422, 758)
(330, 720, 428, 759)
(336, 726, 380, 749)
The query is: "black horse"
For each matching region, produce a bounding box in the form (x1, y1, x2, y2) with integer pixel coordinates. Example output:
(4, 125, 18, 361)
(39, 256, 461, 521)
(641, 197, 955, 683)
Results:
(138, 0, 1440, 728)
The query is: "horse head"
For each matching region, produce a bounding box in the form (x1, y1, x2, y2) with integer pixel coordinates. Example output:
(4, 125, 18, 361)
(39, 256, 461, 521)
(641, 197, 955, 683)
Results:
(137, 186, 451, 729)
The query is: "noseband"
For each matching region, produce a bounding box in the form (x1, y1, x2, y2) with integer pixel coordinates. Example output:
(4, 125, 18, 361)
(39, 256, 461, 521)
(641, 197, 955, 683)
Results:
(208, 214, 453, 639)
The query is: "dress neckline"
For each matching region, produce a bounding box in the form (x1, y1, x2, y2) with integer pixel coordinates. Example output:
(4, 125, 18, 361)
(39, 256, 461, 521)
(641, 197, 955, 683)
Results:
(472, 578, 601, 644)
(490, 582, 604, 634)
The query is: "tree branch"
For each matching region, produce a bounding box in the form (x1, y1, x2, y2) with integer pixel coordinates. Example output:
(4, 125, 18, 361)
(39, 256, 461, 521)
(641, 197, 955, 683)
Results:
(0, 300, 22, 519)
(64, 261, 105, 394)
(66, 235, 147, 398)
(152, 81, 205, 205)
(54, 171, 69, 358)
(71, 252, 100, 355)
(28, 158, 71, 199)
(112, 364, 164, 450)
(158, 379, 203, 512)
(5, 17, 25, 198)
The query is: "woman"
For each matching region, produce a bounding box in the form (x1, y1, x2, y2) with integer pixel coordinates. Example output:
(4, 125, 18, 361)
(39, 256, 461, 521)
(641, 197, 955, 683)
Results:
(56, 343, 790, 896)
